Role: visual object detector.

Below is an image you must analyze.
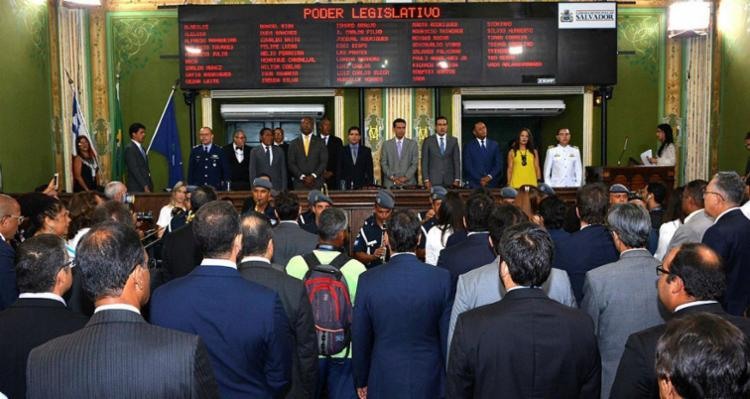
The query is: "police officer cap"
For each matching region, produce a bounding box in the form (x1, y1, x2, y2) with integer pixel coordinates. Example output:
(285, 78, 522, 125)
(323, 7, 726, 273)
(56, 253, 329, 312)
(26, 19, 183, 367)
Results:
(609, 183, 630, 194)
(307, 190, 321, 203)
(310, 191, 333, 206)
(500, 186, 518, 199)
(252, 178, 273, 191)
(375, 189, 395, 209)
(538, 183, 556, 196)
(430, 186, 448, 201)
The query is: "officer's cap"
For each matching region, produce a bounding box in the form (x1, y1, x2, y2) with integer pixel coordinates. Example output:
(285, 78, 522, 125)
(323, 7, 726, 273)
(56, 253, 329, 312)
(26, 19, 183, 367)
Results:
(430, 186, 448, 201)
(609, 183, 630, 194)
(310, 191, 333, 206)
(538, 183, 556, 197)
(500, 186, 518, 199)
(252, 178, 273, 191)
(375, 190, 395, 209)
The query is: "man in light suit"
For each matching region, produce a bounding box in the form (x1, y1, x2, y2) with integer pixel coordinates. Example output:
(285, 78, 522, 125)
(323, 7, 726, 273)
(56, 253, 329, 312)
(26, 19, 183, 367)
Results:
(668, 179, 713, 251)
(288, 116, 328, 190)
(352, 210, 452, 399)
(238, 212, 318, 399)
(380, 118, 418, 188)
(337, 126, 374, 189)
(249, 127, 288, 192)
(319, 117, 344, 189)
(422, 116, 460, 189)
(611, 243, 750, 399)
(26, 222, 219, 398)
(222, 129, 253, 191)
(448, 204, 577, 350)
(0, 194, 20, 311)
(447, 223, 601, 398)
(271, 192, 318, 268)
(0, 235, 87, 399)
(702, 171, 750, 315)
(581, 203, 666, 399)
(151, 201, 293, 398)
(125, 122, 154, 192)
(462, 121, 502, 188)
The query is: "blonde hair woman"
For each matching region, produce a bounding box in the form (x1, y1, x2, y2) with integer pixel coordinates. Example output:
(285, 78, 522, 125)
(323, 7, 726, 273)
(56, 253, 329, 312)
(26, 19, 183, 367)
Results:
(156, 181, 189, 237)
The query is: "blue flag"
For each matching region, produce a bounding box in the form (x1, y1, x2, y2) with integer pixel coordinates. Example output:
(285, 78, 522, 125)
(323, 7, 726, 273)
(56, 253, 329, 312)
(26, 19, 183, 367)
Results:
(148, 93, 184, 187)
(72, 91, 97, 157)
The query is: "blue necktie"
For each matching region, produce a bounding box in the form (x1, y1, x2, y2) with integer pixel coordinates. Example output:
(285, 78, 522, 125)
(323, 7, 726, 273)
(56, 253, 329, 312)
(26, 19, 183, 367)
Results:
(351, 146, 357, 164)
(439, 137, 445, 155)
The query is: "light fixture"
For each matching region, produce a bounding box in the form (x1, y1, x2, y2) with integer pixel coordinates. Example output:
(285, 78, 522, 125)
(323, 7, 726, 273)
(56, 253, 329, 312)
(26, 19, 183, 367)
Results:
(62, 0, 102, 7)
(668, 1, 711, 38)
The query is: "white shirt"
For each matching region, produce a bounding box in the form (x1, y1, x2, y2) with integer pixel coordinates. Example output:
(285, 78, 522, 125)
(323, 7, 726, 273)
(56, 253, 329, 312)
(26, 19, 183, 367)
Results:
(157, 204, 175, 228)
(133, 141, 146, 157)
(200, 258, 237, 270)
(425, 225, 453, 266)
(654, 143, 676, 166)
(674, 300, 719, 312)
(714, 207, 741, 224)
(321, 135, 329, 146)
(240, 256, 271, 264)
(654, 219, 682, 261)
(263, 145, 274, 164)
(234, 145, 245, 163)
(94, 303, 141, 315)
(67, 227, 90, 253)
(741, 201, 750, 220)
(543, 144, 582, 187)
(19, 292, 66, 306)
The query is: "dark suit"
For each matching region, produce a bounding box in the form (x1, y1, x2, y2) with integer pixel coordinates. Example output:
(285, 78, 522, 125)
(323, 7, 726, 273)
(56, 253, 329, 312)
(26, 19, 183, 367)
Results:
(160, 223, 202, 282)
(26, 309, 218, 399)
(222, 143, 252, 190)
(188, 144, 231, 190)
(554, 224, 619, 303)
(337, 144, 374, 189)
(436, 232, 495, 291)
(272, 221, 318, 267)
(321, 135, 343, 188)
(0, 239, 17, 311)
(0, 298, 87, 398)
(702, 209, 750, 315)
(421, 134, 460, 187)
(447, 288, 601, 398)
(249, 144, 288, 191)
(462, 138, 502, 188)
(151, 265, 293, 398)
(288, 134, 328, 190)
(352, 254, 452, 398)
(611, 302, 750, 399)
(125, 141, 154, 192)
(238, 259, 318, 399)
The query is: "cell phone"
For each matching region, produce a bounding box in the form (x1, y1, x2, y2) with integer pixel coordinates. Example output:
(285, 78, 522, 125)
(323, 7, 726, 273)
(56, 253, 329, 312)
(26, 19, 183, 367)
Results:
(53, 173, 59, 190)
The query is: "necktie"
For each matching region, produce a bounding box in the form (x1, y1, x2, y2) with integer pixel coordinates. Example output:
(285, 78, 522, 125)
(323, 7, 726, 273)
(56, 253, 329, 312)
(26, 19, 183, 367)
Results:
(265, 146, 272, 164)
(303, 135, 310, 156)
(203, 145, 209, 154)
(397, 140, 403, 159)
(439, 137, 445, 155)
(235, 146, 244, 163)
(351, 146, 357, 164)
(140, 145, 147, 160)
(481, 140, 486, 150)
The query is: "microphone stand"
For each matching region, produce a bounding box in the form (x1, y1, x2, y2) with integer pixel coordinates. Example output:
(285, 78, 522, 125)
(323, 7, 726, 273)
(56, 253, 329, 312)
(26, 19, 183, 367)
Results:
(616, 137, 629, 166)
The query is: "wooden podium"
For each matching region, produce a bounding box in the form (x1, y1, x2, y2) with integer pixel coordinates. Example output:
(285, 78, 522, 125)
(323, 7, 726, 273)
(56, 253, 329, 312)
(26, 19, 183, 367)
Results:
(586, 166, 676, 193)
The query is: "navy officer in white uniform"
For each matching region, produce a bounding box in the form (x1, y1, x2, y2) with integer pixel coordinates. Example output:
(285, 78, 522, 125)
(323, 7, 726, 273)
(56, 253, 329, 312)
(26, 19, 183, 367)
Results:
(543, 127, 583, 188)
(188, 126, 231, 190)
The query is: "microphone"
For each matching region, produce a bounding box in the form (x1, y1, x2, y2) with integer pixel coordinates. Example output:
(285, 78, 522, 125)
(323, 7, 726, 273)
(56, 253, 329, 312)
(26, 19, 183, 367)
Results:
(617, 136, 629, 166)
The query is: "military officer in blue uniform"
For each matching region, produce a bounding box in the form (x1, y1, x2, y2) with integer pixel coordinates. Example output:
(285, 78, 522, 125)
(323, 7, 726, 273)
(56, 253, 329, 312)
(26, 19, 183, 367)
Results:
(188, 126, 231, 190)
(416, 186, 447, 258)
(353, 190, 395, 269)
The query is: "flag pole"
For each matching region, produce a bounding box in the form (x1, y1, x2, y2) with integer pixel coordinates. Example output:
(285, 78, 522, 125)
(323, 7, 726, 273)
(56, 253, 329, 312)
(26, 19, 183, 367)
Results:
(147, 82, 178, 154)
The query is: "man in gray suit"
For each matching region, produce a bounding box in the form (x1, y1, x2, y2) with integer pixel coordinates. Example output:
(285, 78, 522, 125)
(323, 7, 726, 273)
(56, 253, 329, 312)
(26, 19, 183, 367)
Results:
(421, 116, 460, 189)
(668, 179, 713, 250)
(125, 122, 154, 192)
(288, 116, 328, 190)
(380, 118, 418, 188)
(271, 192, 318, 268)
(581, 203, 666, 399)
(26, 222, 218, 398)
(249, 127, 288, 191)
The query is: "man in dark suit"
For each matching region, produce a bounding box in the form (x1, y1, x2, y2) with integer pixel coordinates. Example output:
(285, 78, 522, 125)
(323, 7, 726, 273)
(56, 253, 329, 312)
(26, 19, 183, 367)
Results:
(337, 126, 373, 189)
(353, 210, 452, 398)
(288, 116, 328, 190)
(271, 192, 318, 268)
(124, 122, 154, 192)
(0, 194, 21, 310)
(554, 183, 619, 302)
(437, 194, 496, 291)
(151, 201, 293, 398)
(249, 127, 288, 191)
(160, 185, 216, 282)
(274, 127, 293, 189)
(463, 121, 502, 188)
(447, 222, 601, 398)
(422, 116, 461, 189)
(222, 129, 252, 190)
(701, 171, 750, 315)
(319, 117, 344, 189)
(188, 126, 231, 190)
(26, 222, 218, 398)
(238, 212, 318, 399)
(611, 243, 750, 399)
(0, 235, 87, 398)
(645, 182, 666, 229)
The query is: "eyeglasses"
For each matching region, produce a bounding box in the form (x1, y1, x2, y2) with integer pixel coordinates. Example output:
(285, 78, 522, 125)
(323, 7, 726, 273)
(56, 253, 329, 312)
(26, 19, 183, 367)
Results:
(2, 215, 25, 224)
(702, 189, 725, 201)
(656, 265, 675, 277)
(60, 259, 74, 270)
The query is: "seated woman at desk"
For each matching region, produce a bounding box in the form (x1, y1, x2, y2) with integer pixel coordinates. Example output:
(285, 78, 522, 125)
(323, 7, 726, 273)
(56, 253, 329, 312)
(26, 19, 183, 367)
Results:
(648, 123, 676, 166)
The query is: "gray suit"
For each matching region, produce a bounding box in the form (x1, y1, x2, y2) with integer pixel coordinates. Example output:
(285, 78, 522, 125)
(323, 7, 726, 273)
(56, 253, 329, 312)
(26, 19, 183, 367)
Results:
(272, 221, 318, 268)
(288, 134, 328, 190)
(448, 257, 577, 350)
(125, 142, 153, 192)
(581, 248, 666, 399)
(667, 209, 714, 251)
(421, 134, 460, 187)
(380, 137, 418, 188)
(249, 144, 288, 191)
(26, 309, 218, 399)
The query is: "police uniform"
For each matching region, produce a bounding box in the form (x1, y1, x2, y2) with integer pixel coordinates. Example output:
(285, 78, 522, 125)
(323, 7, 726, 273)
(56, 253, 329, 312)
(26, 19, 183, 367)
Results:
(187, 144, 231, 190)
(353, 214, 388, 269)
(543, 144, 583, 188)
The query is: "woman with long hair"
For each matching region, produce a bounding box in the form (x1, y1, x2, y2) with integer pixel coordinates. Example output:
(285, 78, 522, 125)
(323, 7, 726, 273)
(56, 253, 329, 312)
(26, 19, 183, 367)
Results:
(424, 191, 465, 265)
(72, 136, 100, 192)
(648, 124, 676, 166)
(156, 181, 190, 238)
(507, 128, 541, 188)
(654, 186, 685, 260)
(67, 191, 104, 249)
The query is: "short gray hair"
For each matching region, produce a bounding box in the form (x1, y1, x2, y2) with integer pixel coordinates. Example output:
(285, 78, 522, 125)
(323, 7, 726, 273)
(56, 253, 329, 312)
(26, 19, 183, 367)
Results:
(104, 181, 126, 200)
(607, 203, 651, 248)
(318, 208, 348, 241)
(712, 171, 745, 206)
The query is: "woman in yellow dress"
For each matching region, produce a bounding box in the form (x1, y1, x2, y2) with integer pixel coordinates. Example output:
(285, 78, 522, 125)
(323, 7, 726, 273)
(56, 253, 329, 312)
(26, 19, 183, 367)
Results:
(507, 128, 541, 188)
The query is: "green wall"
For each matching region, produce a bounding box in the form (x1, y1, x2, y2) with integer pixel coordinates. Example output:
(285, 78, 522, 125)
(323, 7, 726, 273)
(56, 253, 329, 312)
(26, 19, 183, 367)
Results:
(0, 1, 53, 192)
(719, 0, 750, 173)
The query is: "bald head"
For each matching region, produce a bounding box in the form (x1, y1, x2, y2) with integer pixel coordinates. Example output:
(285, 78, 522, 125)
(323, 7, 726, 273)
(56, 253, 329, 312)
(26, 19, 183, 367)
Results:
(240, 212, 273, 258)
(0, 194, 21, 238)
(662, 243, 725, 309)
